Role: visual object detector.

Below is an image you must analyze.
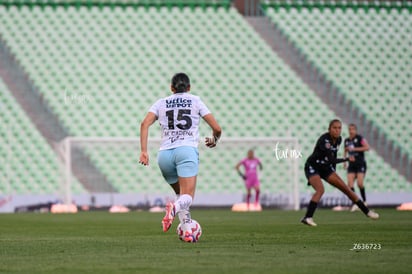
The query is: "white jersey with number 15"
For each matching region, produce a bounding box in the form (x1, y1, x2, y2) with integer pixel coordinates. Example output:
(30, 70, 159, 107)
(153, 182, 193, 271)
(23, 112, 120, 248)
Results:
(149, 93, 211, 150)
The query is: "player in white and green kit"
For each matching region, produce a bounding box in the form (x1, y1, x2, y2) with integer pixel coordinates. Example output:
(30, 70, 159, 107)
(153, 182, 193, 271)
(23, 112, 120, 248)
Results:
(139, 73, 222, 241)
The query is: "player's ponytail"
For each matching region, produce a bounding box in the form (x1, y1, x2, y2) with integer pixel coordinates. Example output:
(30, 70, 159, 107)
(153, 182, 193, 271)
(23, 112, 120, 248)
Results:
(171, 72, 190, 93)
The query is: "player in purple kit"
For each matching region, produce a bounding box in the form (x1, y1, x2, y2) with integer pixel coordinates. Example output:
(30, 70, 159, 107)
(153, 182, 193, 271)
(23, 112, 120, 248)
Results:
(235, 149, 263, 209)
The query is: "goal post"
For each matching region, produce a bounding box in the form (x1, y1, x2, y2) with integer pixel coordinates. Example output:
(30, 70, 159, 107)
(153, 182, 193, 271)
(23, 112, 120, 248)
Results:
(59, 136, 300, 210)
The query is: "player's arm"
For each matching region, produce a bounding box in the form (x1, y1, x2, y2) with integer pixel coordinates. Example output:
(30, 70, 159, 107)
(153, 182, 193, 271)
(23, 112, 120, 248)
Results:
(235, 162, 246, 180)
(328, 148, 354, 164)
(353, 138, 370, 152)
(328, 152, 354, 166)
(139, 112, 157, 166)
(319, 139, 352, 165)
(334, 156, 354, 164)
(202, 113, 222, 148)
(344, 142, 349, 152)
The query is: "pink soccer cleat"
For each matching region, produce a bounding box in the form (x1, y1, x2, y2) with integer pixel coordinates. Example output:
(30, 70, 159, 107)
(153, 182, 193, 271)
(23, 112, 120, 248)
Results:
(162, 202, 175, 232)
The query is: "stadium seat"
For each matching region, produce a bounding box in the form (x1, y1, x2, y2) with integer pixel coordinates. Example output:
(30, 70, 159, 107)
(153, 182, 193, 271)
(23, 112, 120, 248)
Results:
(264, 4, 412, 166)
(0, 3, 410, 196)
(0, 78, 85, 194)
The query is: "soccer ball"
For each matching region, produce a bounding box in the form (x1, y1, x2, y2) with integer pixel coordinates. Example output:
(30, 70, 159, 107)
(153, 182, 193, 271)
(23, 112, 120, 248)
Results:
(176, 219, 202, 243)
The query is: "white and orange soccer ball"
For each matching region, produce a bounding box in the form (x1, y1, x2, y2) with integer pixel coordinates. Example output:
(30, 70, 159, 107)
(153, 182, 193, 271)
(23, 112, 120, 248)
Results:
(176, 219, 202, 243)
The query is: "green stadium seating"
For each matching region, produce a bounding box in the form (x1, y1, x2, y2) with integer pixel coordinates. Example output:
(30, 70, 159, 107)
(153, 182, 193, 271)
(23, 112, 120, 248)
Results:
(0, 78, 85, 195)
(0, 3, 410, 196)
(264, 5, 412, 159)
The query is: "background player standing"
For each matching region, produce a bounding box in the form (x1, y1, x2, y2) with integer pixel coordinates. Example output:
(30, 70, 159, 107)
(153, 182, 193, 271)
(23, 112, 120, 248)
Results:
(344, 124, 370, 212)
(139, 73, 222, 241)
(235, 149, 263, 209)
(301, 119, 378, 226)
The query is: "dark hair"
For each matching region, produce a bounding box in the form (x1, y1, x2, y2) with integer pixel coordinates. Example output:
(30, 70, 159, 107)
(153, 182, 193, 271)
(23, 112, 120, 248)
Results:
(349, 123, 357, 129)
(171, 73, 190, 93)
(328, 119, 341, 130)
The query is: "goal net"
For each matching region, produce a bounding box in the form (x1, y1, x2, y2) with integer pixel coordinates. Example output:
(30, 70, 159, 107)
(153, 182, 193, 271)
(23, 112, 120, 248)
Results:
(59, 137, 300, 210)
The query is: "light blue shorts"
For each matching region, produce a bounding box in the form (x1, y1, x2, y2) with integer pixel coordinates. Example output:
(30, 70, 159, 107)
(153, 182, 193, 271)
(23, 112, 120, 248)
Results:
(157, 146, 199, 184)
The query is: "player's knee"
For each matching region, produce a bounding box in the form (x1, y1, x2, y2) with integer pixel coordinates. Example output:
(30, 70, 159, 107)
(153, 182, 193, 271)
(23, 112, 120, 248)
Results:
(316, 187, 325, 196)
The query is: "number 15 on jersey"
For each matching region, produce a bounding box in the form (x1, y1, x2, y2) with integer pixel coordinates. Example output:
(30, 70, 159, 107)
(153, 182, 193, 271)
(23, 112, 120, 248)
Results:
(166, 109, 192, 130)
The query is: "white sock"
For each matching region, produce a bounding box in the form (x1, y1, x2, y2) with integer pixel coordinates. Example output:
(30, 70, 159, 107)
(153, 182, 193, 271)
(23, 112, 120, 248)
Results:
(174, 194, 192, 224)
(177, 210, 192, 224)
(174, 194, 192, 213)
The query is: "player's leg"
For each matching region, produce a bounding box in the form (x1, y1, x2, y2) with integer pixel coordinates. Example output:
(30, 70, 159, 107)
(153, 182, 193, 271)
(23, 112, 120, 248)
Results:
(245, 178, 253, 209)
(347, 172, 359, 212)
(357, 173, 366, 202)
(347, 172, 356, 193)
(157, 149, 180, 232)
(254, 185, 260, 206)
(170, 182, 180, 214)
(357, 163, 367, 202)
(301, 164, 324, 226)
(170, 182, 180, 195)
(327, 173, 378, 219)
(245, 187, 251, 209)
(168, 182, 181, 213)
(175, 175, 196, 224)
(250, 176, 260, 206)
(301, 175, 324, 226)
(173, 147, 199, 234)
(174, 175, 197, 242)
(328, 172, 358, 201)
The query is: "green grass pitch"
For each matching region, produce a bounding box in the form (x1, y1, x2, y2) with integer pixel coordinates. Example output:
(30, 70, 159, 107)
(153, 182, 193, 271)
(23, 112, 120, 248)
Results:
(0, 208, 411, 274)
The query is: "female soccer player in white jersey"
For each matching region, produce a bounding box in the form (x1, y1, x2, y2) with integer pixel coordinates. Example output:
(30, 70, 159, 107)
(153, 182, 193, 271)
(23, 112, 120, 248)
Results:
(139, 73, 222, 241)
